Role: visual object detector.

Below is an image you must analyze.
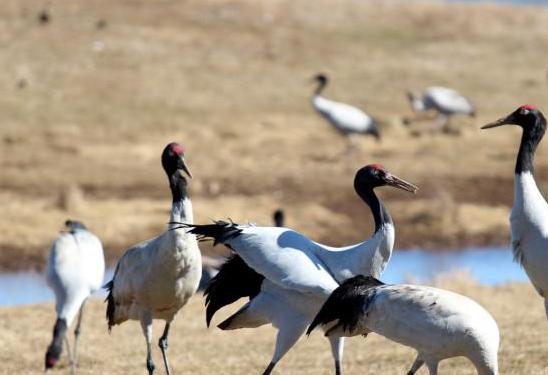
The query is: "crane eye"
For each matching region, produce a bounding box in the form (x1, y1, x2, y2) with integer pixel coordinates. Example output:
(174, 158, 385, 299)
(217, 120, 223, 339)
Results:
(520, 108, 530, 116)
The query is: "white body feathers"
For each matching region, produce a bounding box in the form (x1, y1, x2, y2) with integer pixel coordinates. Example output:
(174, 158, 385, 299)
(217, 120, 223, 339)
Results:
(312, 96, 377, 135)
(213, 222, 395, 369)
(46, 228, 105, 325)
(411, 86, 475, 116)
(511, 172, 548, 317)
(109, 198, 202, 325)
(324, 283, 499, 375)
(225, 223, 394, 306)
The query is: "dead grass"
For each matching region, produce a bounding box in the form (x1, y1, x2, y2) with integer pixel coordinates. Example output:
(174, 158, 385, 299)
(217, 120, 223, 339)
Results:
(1, 278, 546, 374)
(2, 0, 548, 269)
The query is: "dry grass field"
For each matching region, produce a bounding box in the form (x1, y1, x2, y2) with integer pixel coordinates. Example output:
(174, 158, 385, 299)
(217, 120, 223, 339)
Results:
(1, 278, 546, 374)
(2, 0, 548, 270)
(2, 1, 548, 374)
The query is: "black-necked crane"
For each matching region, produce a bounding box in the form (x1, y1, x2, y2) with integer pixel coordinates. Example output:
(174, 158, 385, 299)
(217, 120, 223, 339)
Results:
(105, 142, 202, 375)
(183, 164, 418, 375)
(45, 219, 105, 373)
(308, 275, 500, 375)
(406, 86, 475, 132)
(482, 105, 548, 319)
(311, 73, 380, 151)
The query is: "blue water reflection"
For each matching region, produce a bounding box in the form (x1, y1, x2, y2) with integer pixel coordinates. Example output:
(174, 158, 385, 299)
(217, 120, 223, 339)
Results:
(382, 247, 527, 285)
(0, 247, 529, 307)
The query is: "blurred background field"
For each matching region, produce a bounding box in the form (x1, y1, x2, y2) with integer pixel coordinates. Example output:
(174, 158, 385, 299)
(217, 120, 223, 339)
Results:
(1, 0, 548, 373)
(3, 0, 548, 270)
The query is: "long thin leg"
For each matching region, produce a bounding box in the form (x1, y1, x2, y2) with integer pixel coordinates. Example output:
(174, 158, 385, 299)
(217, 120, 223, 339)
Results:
(544, 298, 548, 320)
(158, 322, 172, 375)
(425, 359, 438, 375)
(435, 113, 449, 132)
(64, 334, 73, 369)
(406, 353, 424, 375)
(140, 315, 155, 375)
(328, 336, 344, 375)
(72, 301, 86, 373)
(340, 135, 360, 157)
(263, 319, 307, 375)
(263, 362, 276, 375)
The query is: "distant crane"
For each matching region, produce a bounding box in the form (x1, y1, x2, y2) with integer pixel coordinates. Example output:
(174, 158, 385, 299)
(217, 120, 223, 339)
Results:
(105, 143, 202, 375)
(45, 220, 105, 373)
(272, 209, 284, 227)
(482, 105, 548, 320)
(184, 164, 417, 375)
(38, 8, 50, 25)
(311, 73, 380, 152)
(308, 275, 500, 375)
(406, 86, 475, 132)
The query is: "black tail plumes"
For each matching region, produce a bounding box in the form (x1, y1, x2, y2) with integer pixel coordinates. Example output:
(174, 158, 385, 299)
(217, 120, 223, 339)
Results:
(177, 220, 243, 246)
(204, 255, 263, 327)
(307, 275, 384, 336)
(104, 263, 120, 331)
(105, 279, 116, 331)
(179, 220, 263, 327)
(45, 318, 68, 369)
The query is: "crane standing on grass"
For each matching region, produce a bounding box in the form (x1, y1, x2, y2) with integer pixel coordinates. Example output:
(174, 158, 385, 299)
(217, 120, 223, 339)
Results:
(105, 142, 202, 375)
(308, 275, 500, 375)
(45, 220, 105, 373)
(185, 164, 417, 375)
(482, 105, 548, 320)
(406, 86, 475, 132)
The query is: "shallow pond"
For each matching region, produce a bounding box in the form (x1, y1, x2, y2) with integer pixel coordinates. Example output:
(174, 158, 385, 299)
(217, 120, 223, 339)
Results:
(0, 247, 528, 307)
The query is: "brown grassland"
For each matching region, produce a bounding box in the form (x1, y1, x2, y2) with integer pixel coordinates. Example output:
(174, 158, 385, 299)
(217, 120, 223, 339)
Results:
(1, 277, 547, 374)
(1, 0, 548, 373)
(2, 0, 548, 270)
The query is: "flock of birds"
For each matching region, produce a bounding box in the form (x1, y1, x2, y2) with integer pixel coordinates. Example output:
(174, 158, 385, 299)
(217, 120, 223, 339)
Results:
(43, 90, 547, 375)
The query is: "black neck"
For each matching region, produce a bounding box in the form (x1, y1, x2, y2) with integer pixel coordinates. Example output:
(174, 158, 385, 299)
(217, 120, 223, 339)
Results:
(169, 172, 188, 203)
(355, 184, 392, 232)
(314, 80, 327, 95)
(516, 117, 546, 174)
(45, 318, 67, 368)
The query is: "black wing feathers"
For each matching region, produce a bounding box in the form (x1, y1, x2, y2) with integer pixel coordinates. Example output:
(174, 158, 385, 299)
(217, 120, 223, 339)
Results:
(307, 275, 384, 336)
(104, 262, 120, 331)
(183, 220, 242, 246)
(176, 220, 265, 327)
(204, 255, 264, 327)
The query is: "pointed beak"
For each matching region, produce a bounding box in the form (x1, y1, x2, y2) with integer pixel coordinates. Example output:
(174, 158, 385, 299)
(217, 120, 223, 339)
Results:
(180, 157, 192, 178)
(481, 114, 514, 129)
(384, 173, 418, 193)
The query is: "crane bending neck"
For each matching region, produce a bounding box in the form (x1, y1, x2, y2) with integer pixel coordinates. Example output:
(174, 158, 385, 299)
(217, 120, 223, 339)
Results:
(356, 187, 392, 233)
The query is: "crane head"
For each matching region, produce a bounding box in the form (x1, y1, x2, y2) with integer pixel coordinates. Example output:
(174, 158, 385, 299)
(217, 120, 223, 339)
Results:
(355, 164, 418, 193)
(161, 142, 192, 178)
(482, 105, 545, 131)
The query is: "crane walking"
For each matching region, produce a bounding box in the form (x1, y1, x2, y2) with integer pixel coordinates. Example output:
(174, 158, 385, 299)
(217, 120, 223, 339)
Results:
(183, 164, 417, 374)
(308, 275, 500, 375)
(311, 73, 380, 152)
(406, 86, 475, 132)
(45, 219, 105, 373)
(482, 105, 548, 319)
(105, 142, 202, 374)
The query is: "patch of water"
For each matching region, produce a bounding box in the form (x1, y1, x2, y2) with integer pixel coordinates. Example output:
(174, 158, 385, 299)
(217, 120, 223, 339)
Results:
(0, 247, 528, 307)
(382, 247, 527, 285)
